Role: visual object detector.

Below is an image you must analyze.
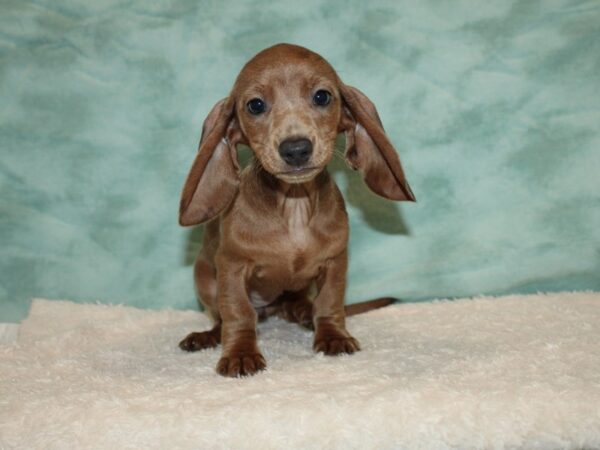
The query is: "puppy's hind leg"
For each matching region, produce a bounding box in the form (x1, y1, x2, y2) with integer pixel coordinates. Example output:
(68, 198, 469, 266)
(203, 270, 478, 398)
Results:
(179, 257, 222, 351)
(275, 289, 314, 330)
(179, 324, 221, 351)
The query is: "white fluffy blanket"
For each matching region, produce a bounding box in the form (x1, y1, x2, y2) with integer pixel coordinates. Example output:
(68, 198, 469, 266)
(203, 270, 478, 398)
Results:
(1, 293, 599, 449)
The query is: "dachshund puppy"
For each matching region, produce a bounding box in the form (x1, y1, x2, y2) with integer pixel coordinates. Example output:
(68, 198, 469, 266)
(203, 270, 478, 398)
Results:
(178, 43, 415, 377)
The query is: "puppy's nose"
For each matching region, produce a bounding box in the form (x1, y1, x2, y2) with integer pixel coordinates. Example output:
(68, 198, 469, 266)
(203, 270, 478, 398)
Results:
(278, 138, 313, 167)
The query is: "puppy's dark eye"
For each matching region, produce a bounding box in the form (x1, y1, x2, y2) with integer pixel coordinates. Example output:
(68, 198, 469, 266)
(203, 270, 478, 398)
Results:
(313, 90, 331, 107)
(247, 98, 266, 115)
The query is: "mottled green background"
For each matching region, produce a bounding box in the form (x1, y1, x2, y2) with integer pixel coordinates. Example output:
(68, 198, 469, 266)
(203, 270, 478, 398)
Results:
(1, 0, 599, 322)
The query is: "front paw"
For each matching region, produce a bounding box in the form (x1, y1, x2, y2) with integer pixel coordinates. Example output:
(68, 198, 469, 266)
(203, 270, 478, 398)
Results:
(314, 328, 360, 355)
(216, 352, 267, 377)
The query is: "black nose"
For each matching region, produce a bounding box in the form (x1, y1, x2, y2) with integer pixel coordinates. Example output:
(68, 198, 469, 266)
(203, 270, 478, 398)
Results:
(278, 138, 313, 167)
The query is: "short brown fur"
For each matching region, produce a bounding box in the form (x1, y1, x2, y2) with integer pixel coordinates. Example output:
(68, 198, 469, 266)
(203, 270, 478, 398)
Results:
(178, 44, 415, 377)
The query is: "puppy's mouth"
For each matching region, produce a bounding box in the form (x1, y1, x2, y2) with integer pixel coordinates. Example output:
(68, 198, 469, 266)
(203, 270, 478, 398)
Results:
(276, 166, 321, 183)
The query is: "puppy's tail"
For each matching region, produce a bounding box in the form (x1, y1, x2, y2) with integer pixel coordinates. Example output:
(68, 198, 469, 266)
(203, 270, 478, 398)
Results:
(344, 297, 397, 316)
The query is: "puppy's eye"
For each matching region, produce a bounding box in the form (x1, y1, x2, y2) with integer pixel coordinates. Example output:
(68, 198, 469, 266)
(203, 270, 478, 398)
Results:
(247, 98, 266, 115)
(313, 89, 331, 107)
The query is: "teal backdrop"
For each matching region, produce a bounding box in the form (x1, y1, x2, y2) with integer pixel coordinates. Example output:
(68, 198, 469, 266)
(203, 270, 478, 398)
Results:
(1, 0, 599, 322)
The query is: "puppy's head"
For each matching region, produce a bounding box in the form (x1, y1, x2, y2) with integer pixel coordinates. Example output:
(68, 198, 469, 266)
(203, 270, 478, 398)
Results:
(231, 44, 341, 184)
(179, 44, 415, 226)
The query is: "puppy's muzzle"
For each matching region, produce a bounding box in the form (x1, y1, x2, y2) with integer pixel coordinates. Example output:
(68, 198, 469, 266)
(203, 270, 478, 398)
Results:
(278, 138, 313, 167)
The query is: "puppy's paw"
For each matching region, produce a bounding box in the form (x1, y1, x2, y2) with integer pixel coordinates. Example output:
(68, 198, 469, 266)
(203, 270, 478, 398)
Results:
(216, 352, 267, 377)
(314, 335, 360, 355)
(292, 304, 314, 330)
(179, 329, 220, 352)
(284, 302, 314, 330)
(278, 297, 314, 330)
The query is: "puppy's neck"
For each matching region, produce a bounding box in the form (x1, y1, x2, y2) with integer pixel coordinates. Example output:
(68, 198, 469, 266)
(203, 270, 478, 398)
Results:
(276, 178, 318, 199)
(251, 160, 330, 220)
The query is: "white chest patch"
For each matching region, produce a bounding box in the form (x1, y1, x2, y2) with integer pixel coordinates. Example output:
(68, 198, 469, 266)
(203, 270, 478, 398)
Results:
(283, 196, 312, 247)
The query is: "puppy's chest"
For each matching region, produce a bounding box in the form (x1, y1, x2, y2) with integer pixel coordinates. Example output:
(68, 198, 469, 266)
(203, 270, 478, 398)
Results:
(282, 196, 313, 249)
(254, 197, 326, 285)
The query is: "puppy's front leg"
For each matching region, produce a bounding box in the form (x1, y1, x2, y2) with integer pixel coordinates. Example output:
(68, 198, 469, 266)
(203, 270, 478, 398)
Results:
(313, 250, 360, 355)
(215, 256, 266, 377)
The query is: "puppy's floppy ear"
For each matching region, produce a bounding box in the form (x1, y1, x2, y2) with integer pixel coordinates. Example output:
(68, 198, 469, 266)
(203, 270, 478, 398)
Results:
(338, 84, 416, 201)
(179, 97, 244, 226)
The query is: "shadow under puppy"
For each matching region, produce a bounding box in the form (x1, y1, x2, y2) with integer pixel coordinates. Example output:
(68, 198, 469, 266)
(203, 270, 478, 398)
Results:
(178, 43, 415, 377)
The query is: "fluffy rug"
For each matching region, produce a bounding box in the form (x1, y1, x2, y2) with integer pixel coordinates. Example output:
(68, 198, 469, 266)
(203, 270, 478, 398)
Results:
(1, 292, 599, 449)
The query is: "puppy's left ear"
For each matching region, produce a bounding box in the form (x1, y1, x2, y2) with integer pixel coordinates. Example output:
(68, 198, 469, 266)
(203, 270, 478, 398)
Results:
(338, 84, 416, 201)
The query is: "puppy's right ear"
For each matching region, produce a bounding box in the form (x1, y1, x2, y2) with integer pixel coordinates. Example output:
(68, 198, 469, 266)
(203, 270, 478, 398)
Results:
(179, 97, 243, 226)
